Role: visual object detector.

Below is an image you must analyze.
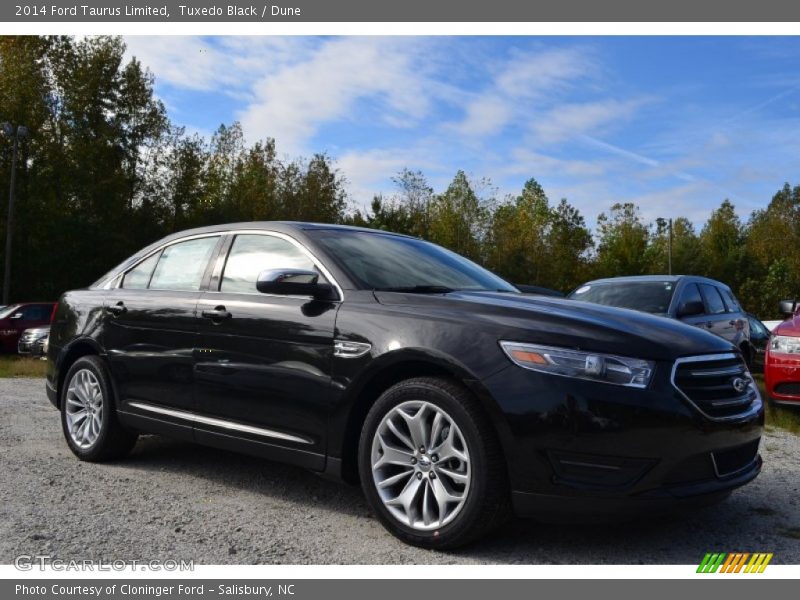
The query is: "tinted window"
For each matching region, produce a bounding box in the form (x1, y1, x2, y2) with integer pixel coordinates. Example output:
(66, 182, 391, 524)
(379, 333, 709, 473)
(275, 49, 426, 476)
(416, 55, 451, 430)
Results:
(21, 305, 50, 320)
(221, 234, 318, 294)
(149, 237, 219, 291)
(721, 288, 741, 313)
(310, 231, 516, 292)
(700, 284, 726, 314)
(123, 252, 161, 289)
(677, 283, 704, 313)
(749, 317, 768, 339)
(569, 281, 675, 315)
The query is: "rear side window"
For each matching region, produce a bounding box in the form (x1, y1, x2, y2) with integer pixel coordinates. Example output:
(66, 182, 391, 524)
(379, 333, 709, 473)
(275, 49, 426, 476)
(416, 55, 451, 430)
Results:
(21, 305, 50, 320)
(149, 237, 219, 291)
(221, 234, 319, 294)
(122, 252, 161, 289)
(700, 283, 726, 315)
(721, 288, 741, 313)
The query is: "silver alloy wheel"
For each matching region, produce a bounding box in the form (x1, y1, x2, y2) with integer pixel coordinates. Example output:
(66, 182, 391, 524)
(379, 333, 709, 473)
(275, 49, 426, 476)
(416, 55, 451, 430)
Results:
(371, 400, 471, 531)
(65, 369, 104, 449)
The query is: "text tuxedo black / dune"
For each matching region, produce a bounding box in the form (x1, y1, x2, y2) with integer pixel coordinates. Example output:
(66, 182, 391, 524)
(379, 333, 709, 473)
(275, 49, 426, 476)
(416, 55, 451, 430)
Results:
(46, 222, 763, 548)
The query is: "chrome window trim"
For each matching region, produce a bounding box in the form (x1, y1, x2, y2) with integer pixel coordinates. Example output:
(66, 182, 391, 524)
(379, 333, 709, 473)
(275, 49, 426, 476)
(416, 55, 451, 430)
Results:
(111, 232, 223, 291)
(111, 229, 344, 300)
(670, 353, 762, 422)
(128, 401, 313, 445)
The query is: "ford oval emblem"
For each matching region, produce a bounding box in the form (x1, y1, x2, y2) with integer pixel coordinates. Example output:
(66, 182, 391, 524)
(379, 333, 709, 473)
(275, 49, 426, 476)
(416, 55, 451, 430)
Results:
(731, 377, 748, 394)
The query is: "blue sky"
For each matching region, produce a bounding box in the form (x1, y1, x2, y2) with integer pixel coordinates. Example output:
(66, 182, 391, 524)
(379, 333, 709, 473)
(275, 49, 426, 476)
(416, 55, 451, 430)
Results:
(124, 36, 800, 227)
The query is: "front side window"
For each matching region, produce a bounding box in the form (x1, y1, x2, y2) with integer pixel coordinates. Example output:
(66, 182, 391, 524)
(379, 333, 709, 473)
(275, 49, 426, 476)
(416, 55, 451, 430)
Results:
(677, 283, 704, 313)
(700, 283, 726, 315)
(221, 234, 318, 294)
(21, 305, 49, 320)
(149, 237, 219, 291)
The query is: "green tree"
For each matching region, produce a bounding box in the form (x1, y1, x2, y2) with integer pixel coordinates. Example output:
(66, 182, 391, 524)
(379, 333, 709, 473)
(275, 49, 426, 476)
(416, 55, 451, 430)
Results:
(427, 171, 490, 261)
(594, 203, 649, 277)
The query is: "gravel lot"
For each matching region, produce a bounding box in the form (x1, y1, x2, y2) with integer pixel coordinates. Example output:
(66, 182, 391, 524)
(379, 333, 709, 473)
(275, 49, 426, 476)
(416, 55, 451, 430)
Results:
(1, 377, 798, 565)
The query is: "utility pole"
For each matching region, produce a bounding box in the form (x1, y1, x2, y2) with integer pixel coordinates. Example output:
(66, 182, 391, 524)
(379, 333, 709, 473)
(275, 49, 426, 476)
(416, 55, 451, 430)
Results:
(667, 217, 673, 275)
(2, 123, 28, 305)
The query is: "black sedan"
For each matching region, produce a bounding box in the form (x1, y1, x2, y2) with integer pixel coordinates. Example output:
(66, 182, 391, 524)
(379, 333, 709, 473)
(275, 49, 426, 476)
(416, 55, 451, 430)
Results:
(46, 223, 763, 548)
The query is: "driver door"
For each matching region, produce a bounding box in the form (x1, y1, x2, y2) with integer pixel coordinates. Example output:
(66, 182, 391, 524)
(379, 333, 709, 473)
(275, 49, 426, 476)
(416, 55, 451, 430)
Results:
(193, 232, 339, 468)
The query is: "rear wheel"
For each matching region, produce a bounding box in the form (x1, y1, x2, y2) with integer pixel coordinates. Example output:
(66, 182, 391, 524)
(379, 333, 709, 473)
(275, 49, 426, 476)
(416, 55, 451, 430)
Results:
(358, 377, 510, 549)
(60, 355, 138, 461)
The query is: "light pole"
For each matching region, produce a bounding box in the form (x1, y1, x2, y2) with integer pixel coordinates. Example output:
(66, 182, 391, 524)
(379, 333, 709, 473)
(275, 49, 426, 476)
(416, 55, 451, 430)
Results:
(1, 122, 28, 305)
(667, 217, 673, 276)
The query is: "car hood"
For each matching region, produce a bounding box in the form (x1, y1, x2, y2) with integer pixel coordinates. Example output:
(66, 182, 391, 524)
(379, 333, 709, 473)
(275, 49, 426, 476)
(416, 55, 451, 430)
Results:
(374, 290, 735, 362)
(774, 314, 800, 338)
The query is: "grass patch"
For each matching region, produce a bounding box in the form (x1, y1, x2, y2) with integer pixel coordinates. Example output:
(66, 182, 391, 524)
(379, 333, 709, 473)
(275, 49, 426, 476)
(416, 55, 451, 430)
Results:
(753, 374, 800, 435)
(0, 355, 48, 378)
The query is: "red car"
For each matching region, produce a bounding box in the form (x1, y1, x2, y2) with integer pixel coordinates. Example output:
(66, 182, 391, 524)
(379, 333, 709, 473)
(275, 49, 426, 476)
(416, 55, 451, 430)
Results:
(0, 303, 55, 353)
(765, 300, 800, 406)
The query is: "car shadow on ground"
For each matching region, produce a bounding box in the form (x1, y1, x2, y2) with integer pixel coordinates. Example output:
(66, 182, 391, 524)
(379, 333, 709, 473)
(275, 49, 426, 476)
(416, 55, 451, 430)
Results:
(118, 434, 791, 564)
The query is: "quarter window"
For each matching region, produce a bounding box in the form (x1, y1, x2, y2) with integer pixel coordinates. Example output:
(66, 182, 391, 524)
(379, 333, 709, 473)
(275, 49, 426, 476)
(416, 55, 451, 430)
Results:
(148, 237, 219, 291)
(700, 284, 726, 315)
(721, 288, 741, 313)
(122, 252, 161, 289)
(221, 234, 319, 294)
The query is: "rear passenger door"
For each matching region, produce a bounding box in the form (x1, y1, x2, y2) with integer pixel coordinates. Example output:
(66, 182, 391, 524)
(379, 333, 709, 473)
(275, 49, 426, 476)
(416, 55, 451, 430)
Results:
(103, 235, 222, 434)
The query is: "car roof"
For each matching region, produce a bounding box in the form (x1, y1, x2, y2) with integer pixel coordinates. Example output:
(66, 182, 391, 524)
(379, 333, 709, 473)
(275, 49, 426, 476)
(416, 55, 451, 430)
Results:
(578, 275, 729, 288)
(155, 221, 416, 241)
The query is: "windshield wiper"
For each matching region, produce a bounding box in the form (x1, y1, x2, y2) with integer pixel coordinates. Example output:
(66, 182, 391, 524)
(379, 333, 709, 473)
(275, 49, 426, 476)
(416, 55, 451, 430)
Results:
(374, 285, 456, 294)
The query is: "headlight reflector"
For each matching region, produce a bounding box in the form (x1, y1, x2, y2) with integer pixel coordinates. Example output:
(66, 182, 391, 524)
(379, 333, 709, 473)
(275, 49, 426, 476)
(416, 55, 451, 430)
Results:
(500, 341, 655, 388)
(770, 335, 800, 355)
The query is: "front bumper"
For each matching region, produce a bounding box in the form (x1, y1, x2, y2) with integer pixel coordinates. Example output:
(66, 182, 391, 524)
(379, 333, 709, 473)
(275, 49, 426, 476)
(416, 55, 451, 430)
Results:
(481, 360, 764, 517)
(765, 350, 800, 405)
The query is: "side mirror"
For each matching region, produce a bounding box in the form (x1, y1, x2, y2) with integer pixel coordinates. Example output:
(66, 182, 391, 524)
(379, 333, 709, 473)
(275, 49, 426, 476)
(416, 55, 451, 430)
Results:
(256, 269, 338, 301)
(779, 299, 797, 317)
(677, 300, 704, 318)
(9, 312, 22, 320)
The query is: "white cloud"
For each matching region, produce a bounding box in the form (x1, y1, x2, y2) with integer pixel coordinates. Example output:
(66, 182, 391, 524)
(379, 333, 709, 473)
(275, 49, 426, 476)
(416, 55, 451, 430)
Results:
(449, 47, 596, 138)
(531, 99, 647, 144)
(237, 38, 434, 155)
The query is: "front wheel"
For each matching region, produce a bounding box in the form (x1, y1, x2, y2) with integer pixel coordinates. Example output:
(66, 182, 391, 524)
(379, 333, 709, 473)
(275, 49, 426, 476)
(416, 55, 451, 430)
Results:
(60, 355, 138, 462)
(358, 377, 510, 549)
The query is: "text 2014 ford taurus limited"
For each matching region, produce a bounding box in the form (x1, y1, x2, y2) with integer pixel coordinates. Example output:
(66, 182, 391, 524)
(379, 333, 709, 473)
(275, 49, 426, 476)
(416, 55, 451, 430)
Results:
(46, 223, 763, 548)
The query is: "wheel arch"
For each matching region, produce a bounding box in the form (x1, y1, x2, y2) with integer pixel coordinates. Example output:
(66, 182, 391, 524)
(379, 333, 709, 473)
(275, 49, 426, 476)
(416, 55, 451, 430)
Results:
(55, 338, 105, 409)
(335, 349, 513, 484)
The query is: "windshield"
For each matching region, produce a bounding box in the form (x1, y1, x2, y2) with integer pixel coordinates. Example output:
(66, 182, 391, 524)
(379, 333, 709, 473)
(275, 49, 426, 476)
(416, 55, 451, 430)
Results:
(569, 281, 676, 315)
(0, 304, 21, 320)
(310, 230, 518, 293)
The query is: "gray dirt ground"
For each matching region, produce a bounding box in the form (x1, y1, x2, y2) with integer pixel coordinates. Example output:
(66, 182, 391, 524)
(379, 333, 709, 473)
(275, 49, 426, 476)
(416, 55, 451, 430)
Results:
(1, 377, 798, 564)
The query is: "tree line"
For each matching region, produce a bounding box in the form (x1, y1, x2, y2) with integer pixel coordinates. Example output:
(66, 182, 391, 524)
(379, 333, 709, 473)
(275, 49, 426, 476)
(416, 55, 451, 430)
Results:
(1, 36, 798, 318)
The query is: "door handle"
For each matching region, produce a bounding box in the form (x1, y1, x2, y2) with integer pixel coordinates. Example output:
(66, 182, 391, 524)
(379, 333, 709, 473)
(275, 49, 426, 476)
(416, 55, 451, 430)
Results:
(106, 301, 126, 316)
(202, 306, 231, 322)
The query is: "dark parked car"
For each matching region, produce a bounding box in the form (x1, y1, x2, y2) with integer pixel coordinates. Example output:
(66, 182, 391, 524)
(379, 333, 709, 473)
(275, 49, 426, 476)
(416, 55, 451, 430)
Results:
(18, 326, 50, 358)
(515, 284, 564, 297)
(568, 276, 755, 366)
(46, 223, 763, 548)
(0, 302, 55, 353)
(746, 314, 771, 373)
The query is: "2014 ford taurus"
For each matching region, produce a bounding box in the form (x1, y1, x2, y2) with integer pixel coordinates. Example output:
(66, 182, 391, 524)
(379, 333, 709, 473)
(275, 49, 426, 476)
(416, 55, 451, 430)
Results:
(46, 222, 763, 548)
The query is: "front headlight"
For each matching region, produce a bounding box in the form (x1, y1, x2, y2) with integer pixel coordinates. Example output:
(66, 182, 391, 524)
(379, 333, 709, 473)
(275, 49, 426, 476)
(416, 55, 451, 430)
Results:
(499, 341, 655, 389)
(770, 335, 800, 355)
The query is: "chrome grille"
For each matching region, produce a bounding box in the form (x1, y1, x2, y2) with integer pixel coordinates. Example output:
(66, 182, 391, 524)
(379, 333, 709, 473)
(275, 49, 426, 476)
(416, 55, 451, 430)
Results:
(672, 353, 760, 420)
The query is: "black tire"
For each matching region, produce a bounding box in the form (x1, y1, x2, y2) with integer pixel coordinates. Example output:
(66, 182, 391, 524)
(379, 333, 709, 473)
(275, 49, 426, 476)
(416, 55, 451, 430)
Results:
(60, 355, 138, 462)
(358, 377, 511, 549)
